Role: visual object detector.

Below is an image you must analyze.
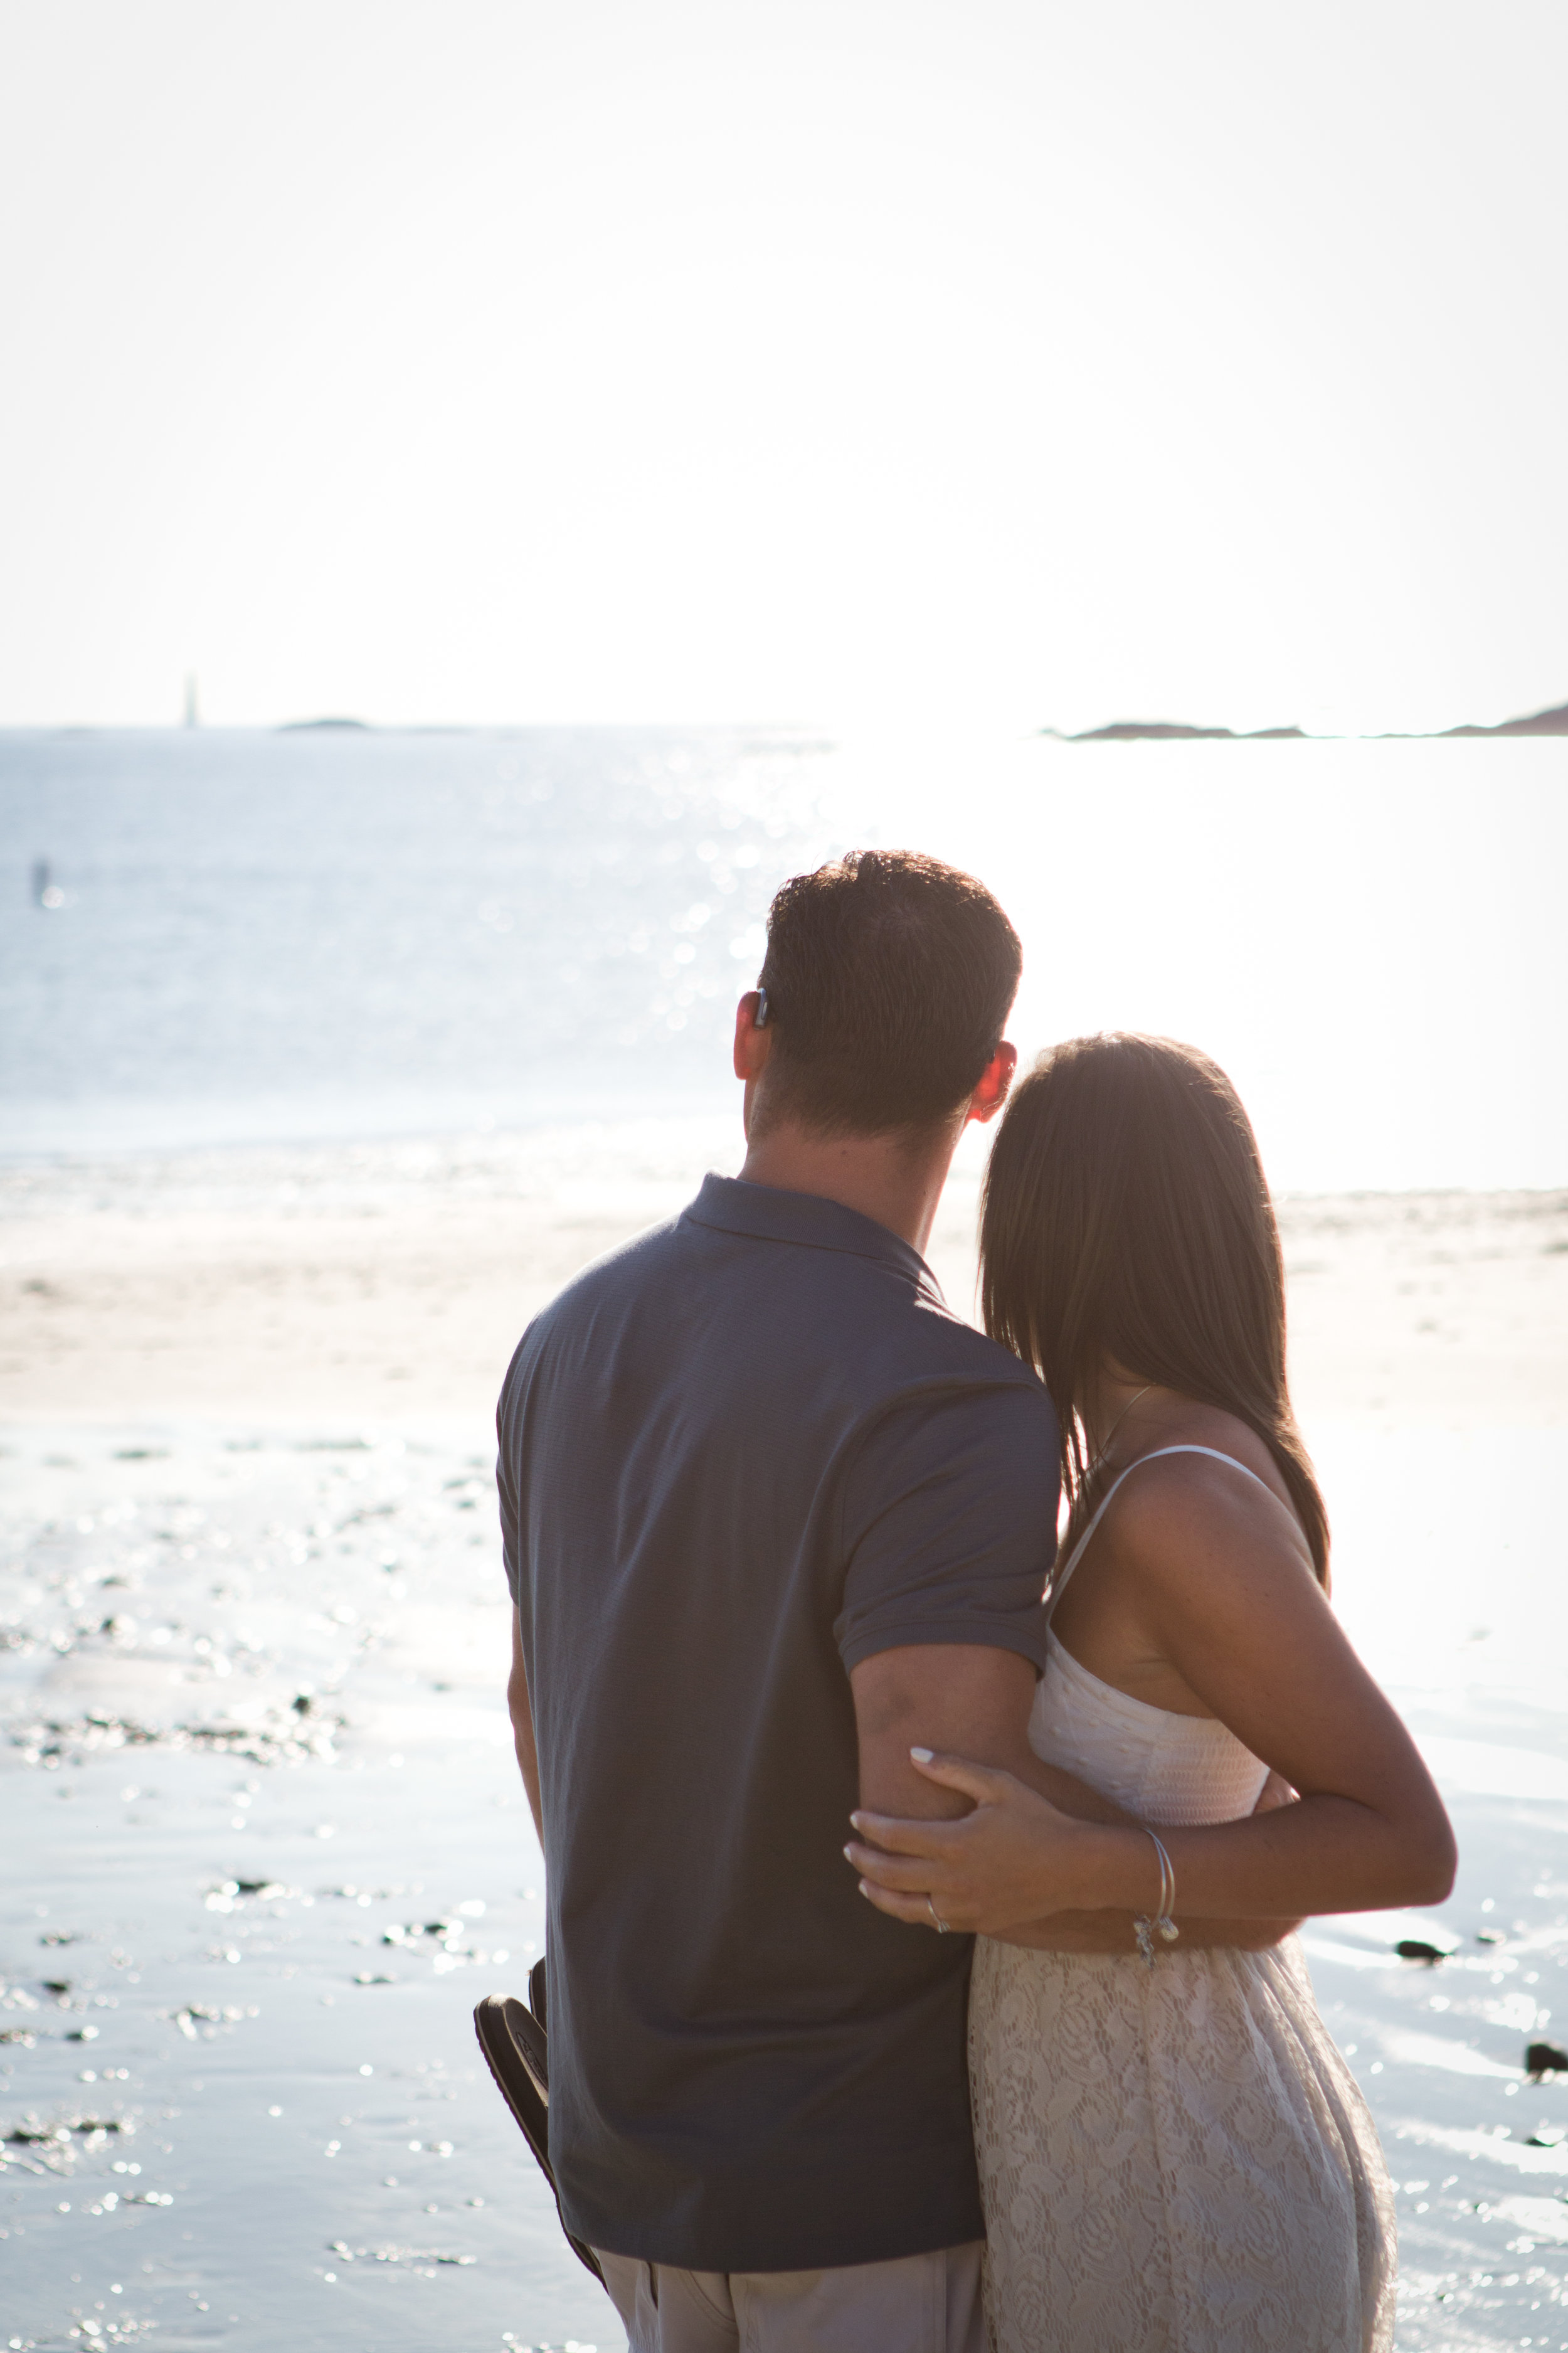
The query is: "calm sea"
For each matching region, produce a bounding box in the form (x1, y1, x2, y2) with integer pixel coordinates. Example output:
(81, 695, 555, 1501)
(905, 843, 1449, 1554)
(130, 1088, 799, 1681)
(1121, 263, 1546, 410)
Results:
(1, 723, 1565, 1189)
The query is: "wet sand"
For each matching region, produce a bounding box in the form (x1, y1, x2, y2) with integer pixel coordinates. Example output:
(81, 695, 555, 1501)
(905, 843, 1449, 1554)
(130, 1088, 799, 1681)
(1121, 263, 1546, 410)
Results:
(4, 1125, 1568, 2350)
(1, 1424, 596, 2351)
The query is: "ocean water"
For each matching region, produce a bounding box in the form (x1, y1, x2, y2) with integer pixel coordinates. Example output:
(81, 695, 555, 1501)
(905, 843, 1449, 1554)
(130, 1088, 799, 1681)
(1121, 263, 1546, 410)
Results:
(4, 725, 1568, 2349)
(3, 723, 1565, 1189)
(0, 726, 833, 1154)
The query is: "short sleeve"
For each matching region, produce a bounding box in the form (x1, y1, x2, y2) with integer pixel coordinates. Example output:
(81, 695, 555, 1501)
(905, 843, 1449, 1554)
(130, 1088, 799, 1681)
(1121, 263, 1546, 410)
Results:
(833, 1378, 1059, 1674)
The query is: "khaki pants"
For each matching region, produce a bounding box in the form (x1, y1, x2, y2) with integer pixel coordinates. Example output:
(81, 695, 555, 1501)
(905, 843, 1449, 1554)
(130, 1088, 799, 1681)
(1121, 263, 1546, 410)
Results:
(592, 2241, 986, 2353)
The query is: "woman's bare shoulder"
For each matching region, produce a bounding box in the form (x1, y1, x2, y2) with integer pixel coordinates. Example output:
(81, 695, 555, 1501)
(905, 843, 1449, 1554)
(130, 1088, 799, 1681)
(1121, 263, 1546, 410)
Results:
(1103, 1414, 1308, 1565)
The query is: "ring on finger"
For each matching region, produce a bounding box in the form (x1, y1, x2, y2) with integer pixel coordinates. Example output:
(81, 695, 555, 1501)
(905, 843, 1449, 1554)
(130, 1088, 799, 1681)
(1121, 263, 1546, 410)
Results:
(926, 1894, 950, 1933)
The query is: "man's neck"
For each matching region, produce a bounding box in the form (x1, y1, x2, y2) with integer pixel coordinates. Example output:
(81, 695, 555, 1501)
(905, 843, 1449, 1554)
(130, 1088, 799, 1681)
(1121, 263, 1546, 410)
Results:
(738, 1118, 962, 1256)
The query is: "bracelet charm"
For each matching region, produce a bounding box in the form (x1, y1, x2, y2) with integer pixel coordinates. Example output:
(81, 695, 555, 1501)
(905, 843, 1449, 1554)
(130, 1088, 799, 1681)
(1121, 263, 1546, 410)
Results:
(1133, 1829, 1180, 1969)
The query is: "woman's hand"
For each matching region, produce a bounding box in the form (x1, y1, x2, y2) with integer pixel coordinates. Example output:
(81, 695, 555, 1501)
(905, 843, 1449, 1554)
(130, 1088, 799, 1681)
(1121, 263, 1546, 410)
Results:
(847, 1746, 1309, 1954)
(844, 1746, 1108, 1935)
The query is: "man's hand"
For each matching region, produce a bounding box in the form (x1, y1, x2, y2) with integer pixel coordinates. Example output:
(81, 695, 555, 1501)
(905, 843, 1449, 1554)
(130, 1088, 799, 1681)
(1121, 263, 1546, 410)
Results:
(1254, 1769, 1299, 1814)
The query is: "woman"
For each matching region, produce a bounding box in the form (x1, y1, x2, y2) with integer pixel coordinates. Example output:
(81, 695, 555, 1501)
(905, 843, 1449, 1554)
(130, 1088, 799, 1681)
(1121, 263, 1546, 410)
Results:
(847, 1034, 1455, 2353)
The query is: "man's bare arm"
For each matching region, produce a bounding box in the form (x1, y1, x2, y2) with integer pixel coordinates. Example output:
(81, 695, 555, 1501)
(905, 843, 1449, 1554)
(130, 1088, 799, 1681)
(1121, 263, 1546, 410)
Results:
(850, 1644, 1296, 1955)
(507, 1606, 543, 1846)
(852, 1643, 1131, 1825)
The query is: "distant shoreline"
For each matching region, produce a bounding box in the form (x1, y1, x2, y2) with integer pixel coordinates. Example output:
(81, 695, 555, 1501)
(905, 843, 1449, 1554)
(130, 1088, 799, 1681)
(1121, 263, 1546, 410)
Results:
(1, 708, 1564, 740)
(1049, 699, 1568, 743)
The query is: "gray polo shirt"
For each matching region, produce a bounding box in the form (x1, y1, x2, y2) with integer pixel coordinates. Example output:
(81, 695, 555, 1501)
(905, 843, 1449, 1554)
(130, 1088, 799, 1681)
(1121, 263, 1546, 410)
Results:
(497, 1172, 1057, 2274)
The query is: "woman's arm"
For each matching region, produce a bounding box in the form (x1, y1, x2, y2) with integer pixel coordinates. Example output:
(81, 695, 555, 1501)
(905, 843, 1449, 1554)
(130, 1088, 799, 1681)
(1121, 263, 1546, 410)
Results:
(847, 1460, 1455, 1935)
(995, 1771, 1304, 1954)
(850, 1640, 1301, 1953)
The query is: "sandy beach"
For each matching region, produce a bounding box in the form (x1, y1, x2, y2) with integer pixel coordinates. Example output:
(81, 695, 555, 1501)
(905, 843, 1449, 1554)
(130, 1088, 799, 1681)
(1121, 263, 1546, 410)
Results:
(4, 1123, 1565, 1431)
(4, 1127, 1568, 2352)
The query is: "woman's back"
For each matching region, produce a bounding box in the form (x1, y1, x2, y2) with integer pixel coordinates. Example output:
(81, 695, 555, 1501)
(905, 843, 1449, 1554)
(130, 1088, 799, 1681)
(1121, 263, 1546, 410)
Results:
(1032, 1628, 1270, 1825)
(1033, 1443, 1274, 1824)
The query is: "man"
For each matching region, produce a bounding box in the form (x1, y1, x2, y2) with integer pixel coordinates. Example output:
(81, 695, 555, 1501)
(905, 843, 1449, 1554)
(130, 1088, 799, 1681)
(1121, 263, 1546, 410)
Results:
(498, 850, 1279, 2352)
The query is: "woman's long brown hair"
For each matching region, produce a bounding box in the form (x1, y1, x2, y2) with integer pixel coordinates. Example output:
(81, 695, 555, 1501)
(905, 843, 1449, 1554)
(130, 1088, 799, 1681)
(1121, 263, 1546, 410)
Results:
(980, 1033, 1329, 1581)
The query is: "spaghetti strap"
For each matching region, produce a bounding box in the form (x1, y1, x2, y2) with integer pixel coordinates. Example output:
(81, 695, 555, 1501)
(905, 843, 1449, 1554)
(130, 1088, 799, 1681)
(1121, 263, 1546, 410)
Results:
(1047, 1445, 1278, 1620)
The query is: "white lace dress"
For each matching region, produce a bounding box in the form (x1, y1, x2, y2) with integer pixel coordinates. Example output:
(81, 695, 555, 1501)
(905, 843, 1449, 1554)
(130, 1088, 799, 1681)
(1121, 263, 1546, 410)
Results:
(968, 1448, 1396, 2353)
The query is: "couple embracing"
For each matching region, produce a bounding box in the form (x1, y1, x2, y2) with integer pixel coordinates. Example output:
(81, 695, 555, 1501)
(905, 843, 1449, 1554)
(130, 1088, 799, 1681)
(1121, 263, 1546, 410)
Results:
(496, 849, 1454, 2353)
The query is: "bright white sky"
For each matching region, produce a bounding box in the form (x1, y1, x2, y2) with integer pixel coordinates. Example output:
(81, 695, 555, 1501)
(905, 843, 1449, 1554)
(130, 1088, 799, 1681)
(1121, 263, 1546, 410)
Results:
(1, 0, 1564, 733)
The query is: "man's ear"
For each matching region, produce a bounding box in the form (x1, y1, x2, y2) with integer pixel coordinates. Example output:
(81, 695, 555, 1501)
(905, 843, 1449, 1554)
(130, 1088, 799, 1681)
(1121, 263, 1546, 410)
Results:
(966, 1041, 1017, 1126)
(733, 991, 773, 1082)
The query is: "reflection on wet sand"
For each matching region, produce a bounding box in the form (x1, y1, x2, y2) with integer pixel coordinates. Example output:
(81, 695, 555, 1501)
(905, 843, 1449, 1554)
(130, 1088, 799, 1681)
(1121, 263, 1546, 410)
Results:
(1, 1430, 608, 2352)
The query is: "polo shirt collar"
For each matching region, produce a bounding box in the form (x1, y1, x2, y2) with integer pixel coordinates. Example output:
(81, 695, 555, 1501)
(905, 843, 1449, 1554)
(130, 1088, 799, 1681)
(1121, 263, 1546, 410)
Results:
(685, 1172, 941, 1295)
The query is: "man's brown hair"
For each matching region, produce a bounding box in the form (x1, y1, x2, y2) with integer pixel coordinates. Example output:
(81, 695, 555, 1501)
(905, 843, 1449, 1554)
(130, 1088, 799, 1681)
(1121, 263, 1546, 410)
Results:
(980, 1032, 1329, 1580)
(754, 848, 1021, 1138)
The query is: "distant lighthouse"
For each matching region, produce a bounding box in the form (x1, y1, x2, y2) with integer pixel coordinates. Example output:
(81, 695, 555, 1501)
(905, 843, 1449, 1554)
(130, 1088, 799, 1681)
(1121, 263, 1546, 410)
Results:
(184, 673, 201, 728)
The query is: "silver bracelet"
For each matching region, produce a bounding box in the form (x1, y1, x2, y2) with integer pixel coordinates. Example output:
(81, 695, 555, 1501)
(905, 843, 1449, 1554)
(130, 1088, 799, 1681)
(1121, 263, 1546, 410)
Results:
(1133, 1829, 1180, 1969)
